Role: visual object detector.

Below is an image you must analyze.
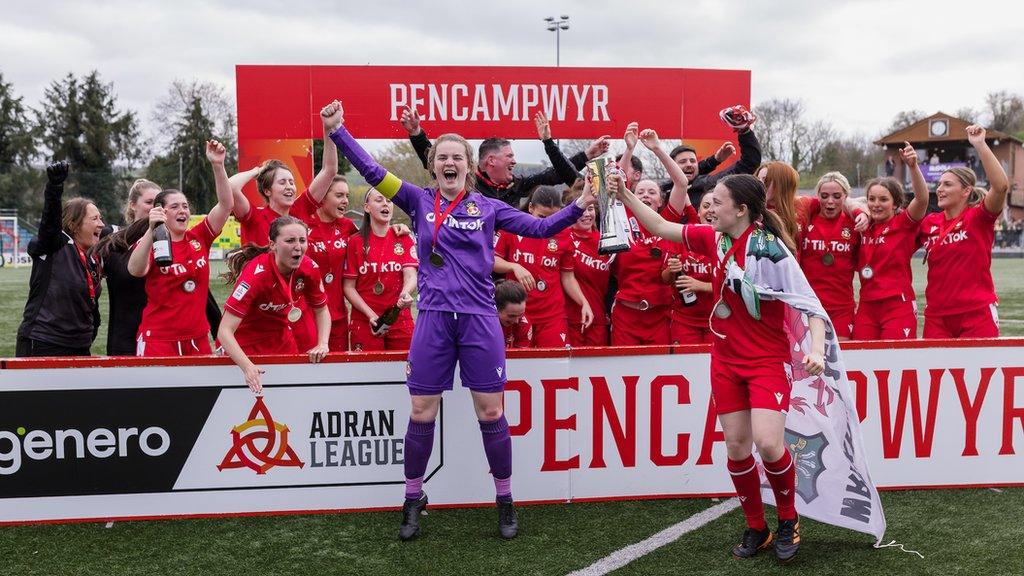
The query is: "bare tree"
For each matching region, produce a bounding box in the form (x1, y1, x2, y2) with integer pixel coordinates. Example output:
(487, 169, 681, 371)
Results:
(954, 106, 980, 124)
(984, 91, 1024, 134)
(884, 110, 927, 135)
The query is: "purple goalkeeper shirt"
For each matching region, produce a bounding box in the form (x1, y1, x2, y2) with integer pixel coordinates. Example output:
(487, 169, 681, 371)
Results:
(330, 125, 583, 315)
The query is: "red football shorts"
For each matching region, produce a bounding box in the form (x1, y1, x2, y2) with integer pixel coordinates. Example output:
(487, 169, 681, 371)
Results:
(711, 356, 792, 414)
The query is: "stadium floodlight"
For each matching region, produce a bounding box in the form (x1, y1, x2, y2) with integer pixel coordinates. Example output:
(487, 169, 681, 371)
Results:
(543, 15, 570, 67)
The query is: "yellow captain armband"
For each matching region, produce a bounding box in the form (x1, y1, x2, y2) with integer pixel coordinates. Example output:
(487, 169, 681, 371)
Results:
(376, 172, 403, 199)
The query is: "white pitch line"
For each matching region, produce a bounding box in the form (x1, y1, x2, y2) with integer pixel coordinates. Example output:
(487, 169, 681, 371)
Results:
(566, 498, 740, 576)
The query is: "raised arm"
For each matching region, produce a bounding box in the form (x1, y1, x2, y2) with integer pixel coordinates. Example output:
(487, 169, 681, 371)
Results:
(900, 142, 929, 221)
(306, 102, 341, 203)
(205, 140, 234, 234)
(969, 125, 1010, 215)
(127, 208, 162, 278)
(493, 178, 595, 238)
(639, 129, 690, 215)
(567, 135, 612, 171)
(609, 171, 684, 243)
(31, 161, 69, 257)
(619, 122, 639, 183)
(325, 100, 418, 211)
(400, 106, 431, 170)
(515, 111, 586, 190)
(228, 165, 260, 220)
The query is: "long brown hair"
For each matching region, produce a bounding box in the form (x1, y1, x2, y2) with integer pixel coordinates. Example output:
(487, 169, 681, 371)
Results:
(720, 174, 797, 253)
(255, 160, 292, 202)
(758, 161, 801, 242)
(864, 177, 907, 211)
(222, 215, 306, 285)
(61, 197, 97, 239)
(360, 188, 386, 257)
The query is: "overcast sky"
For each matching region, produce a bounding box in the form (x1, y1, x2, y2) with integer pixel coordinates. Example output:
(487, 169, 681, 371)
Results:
(3, 0, 1023, 160)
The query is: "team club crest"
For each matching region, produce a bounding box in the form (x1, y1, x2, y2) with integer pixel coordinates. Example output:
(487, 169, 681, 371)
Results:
(841, 228, 851, 240)
(218, 396, 304, 474)
(295, 279, 305, 292)
(393, 242, 405, 256)
(190, 239, 202, 251)
(782, 429, 828, 503)
(547, 238, 559, 252)
(465, 201, 481, 216)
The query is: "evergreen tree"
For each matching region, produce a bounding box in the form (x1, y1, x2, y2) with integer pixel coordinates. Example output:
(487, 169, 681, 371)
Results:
(0, 72, 43, 219)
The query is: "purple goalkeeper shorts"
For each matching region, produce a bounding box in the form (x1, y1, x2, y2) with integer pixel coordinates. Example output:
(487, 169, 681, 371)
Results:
(406, 310, 507, 395)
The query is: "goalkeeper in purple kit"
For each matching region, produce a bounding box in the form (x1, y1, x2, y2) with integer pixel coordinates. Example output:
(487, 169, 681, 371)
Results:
(323, 100, 596, 540)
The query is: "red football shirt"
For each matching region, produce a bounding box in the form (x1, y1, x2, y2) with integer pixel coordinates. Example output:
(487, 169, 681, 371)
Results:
(918, 205, 999, 316)
(799, 212, 859, 311)
(137, 218, 217, 341)
(238, 204, 289, 247)
(495, 229, 575, 324)
(567, 228, 612, 326)
(345, 228, 418, 322)
(858, 210, 921, 302)
(293, 192, 358, 322)
(503, 315, 533, 348)
(224, 251, 327, 346)
(684, 225, 789, 363)
(612, 209, 673, 307)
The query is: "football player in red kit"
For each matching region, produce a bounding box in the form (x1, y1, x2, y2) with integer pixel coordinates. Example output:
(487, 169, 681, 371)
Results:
(344, 188, 418, 351)
(663, 190, 715, 344)
(219, 215, 330, 393)
(494, 186, 593, 347)
(852, 143, 930, 340)
(128, 141, 234, 357)
(800, 172, 860, 339)
(919, 125, 1009, 338)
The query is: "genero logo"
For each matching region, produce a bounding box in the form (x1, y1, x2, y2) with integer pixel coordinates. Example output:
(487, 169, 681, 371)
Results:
(218, 396, 304, 474)
(0, 425, 170, 475)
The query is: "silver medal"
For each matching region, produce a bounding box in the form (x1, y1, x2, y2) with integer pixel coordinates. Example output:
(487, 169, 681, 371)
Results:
(714, 302, 732, 319)
(182, 280, 196, 293)
(324, 273, 334, 284)
(287, 307, 302, 323)
(860, 266, 874, 280)
(536, 280, 547, 292)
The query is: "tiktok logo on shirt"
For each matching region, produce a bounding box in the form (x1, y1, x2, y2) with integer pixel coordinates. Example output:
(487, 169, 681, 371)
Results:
(425, 212, 483, 231)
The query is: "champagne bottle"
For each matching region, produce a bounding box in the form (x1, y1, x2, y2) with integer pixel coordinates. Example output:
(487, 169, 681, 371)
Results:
(677, 272, 697, 307)
(372, 305, 401, 336)
(152, 223, 173, 266)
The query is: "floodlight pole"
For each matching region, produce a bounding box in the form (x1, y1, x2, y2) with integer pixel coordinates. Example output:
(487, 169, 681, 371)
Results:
(544, 15, 570, 67)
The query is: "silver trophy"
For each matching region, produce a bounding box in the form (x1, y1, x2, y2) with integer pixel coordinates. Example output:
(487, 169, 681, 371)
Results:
(588, 157, 631, 255)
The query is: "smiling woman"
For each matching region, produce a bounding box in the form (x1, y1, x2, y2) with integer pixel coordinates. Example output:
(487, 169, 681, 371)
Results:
(16, 161, 104, 357)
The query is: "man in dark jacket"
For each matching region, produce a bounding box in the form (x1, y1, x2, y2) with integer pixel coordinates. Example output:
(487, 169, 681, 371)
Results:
(400, 107, 609, 206)
(661, 105, 762, 207)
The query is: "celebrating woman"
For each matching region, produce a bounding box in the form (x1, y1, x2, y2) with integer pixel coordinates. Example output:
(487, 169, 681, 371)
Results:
(344, 188, 418, 351)
(127, 141, 233, 356)
(919, 125, 1009, 338)
(613, 171, 828, 563)
(662, 190, 715, 344)
(291, 175, 358, 351)
(799, 172, 860, 339)
(17, 162, 104, 357)
(563, 187, 612, 346)
(853, 143, 929, 340)
(218, 216, 331, 392)
(324, 99, 594, 541)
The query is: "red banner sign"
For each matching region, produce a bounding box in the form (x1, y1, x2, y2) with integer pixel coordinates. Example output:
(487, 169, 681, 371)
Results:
(235, 65, 751, 200)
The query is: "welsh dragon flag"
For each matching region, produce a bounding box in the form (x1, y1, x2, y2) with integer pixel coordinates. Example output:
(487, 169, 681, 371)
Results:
(718, 228, 887, 544)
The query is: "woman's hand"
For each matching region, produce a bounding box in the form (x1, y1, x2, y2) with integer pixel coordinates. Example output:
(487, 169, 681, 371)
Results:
(900, 141, 918, 168)
(391, 223, 413, 237)
(639, 128, 661, 151)
(511, 263, 536, 292)
(206, 140, 226, 165)
(321, 100, 344, 132)
(665, 256, 683, 274)
(624, 122, 639, 150)
(802, 352, 825, 376)
(148, 206, 166, 230)
(307, 343, 329, 364)
(853, 211, 870, 232)
(242, 362, 264, 395)
(966, 125, 987, 147)
(397, 291, 414, 309)
(580, 302, 594, 329)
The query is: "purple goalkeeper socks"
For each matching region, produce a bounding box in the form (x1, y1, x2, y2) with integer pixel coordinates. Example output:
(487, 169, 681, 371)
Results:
(404, 419, 435, 500)
(479, 415, 513, 498)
